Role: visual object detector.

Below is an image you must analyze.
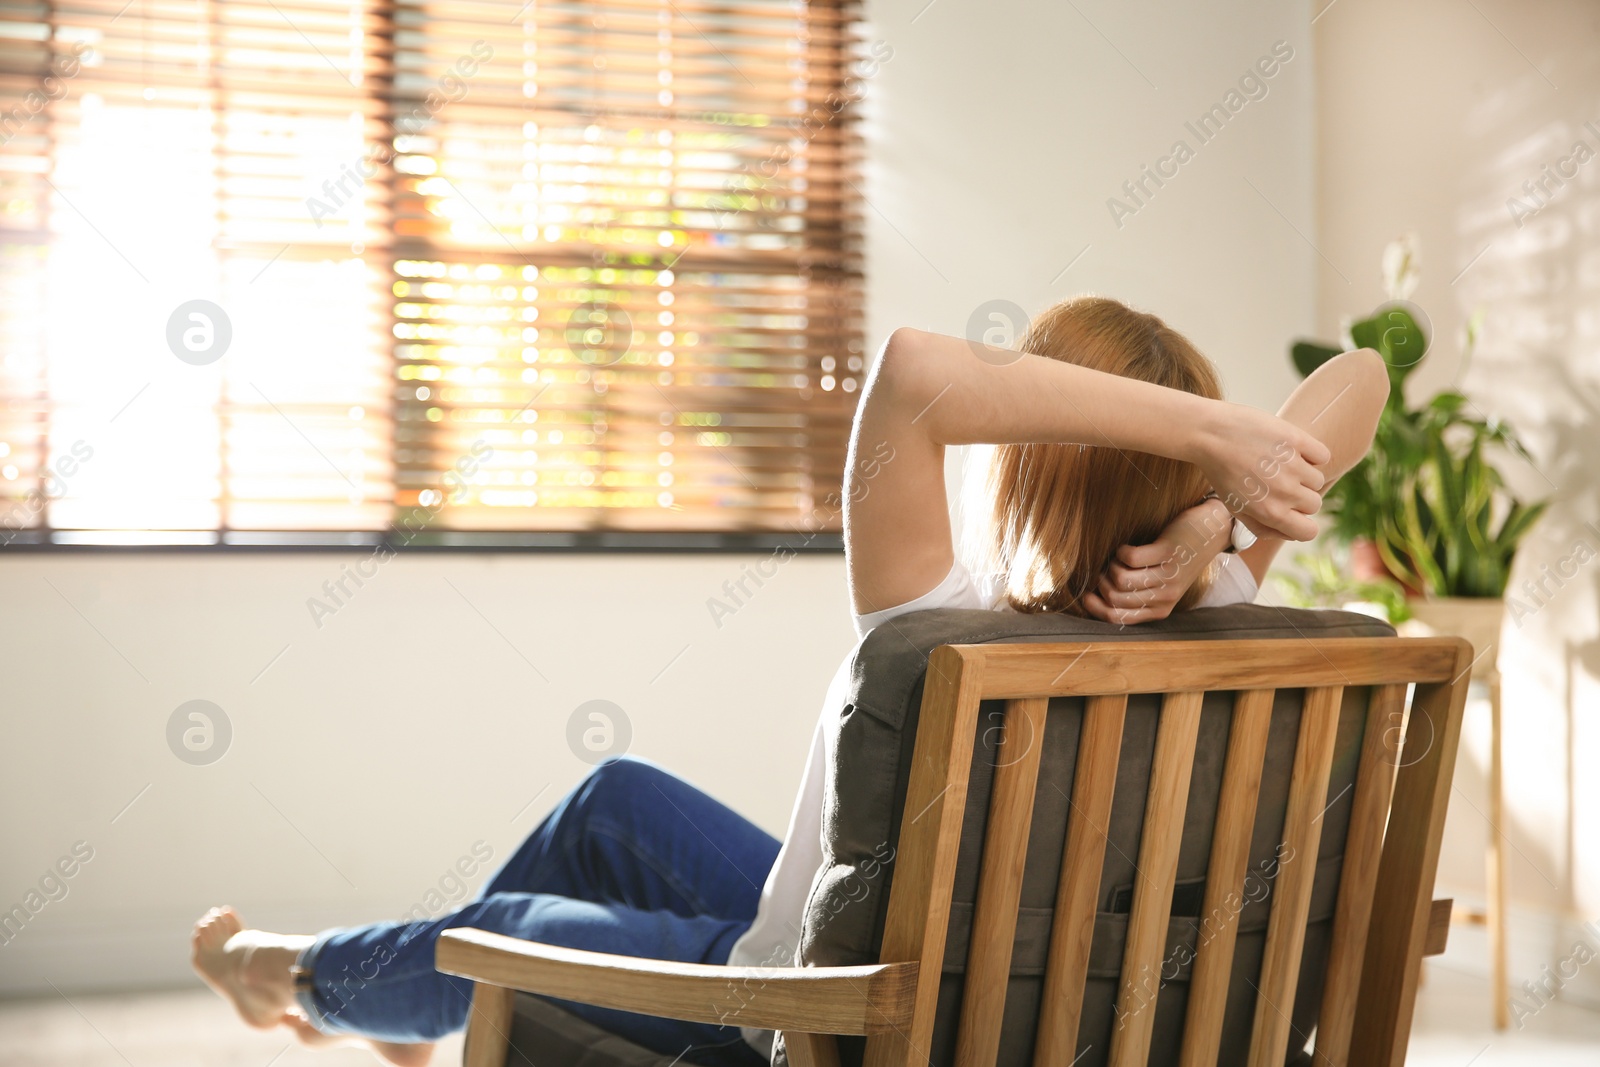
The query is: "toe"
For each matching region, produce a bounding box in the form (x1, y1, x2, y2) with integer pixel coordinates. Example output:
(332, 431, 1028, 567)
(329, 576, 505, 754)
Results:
(195, 912, 226, 947)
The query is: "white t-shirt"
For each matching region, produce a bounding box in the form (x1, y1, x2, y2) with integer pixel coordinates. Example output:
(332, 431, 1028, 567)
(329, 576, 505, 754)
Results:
(726, 554, 1259, 1056)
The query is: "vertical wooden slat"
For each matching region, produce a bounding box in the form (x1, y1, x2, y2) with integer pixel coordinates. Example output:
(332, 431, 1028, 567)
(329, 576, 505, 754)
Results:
(1033, 693, 1128, 1067)
(786, 1031, 844, 1067)
(462, 982, 515, 1067)
(1313, 683, 1408, 1066)
(1178, 688, 1277, 1067)
(1350, 644, 1473, 1066)
(1106, 689, 1206, 1067)
(955, 697, 1050, 1066)
(863, 646, 986, 1067)
(1245, 685, 1345, 1067)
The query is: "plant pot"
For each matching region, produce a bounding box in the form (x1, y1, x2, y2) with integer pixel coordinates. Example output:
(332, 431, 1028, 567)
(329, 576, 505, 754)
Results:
(1349, 538, 1388, 581)
(1350, 538, 1424, 595)
(1401, 596, 1505, 681)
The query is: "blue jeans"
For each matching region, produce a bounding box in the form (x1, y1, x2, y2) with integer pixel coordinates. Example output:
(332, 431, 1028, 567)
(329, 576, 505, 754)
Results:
(294, 756, 781, 1066)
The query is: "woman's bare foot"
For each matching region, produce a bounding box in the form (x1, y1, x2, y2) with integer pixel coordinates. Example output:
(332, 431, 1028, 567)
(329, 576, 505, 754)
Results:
(190, 907, 306, 1030)
(195, 908, 434, 1066)
(280, 1010, 435, 1067)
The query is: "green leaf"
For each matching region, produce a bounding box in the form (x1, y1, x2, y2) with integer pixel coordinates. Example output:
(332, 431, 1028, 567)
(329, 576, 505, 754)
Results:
(1348, 315, 1381, 351)
(1496, 500, 1549, 554)
(1291, 340, 1344, 378)
(1376, 305, 1429, 366)
(1377, 506, 1417, 587)
(1305, 266, 1546, 588)
(1425, 391, 1469, 419)
(1352, 304, 1428, 392)
(1428, 435, 1463, 529)
(1399, 481, 1448, 594)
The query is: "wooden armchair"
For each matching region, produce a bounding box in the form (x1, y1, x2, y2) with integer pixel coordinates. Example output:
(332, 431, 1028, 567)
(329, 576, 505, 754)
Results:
(438, 632, 1470, 1067)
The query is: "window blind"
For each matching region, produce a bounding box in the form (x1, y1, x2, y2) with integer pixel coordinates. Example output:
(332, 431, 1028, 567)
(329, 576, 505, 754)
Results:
(0, 0, 865, 544)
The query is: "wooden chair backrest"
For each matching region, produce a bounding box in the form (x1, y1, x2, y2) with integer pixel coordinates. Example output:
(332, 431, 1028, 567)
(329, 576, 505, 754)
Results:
(851, 636, 1472, 1067)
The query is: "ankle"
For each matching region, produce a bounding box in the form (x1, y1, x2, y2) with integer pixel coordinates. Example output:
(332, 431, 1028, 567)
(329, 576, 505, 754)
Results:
(239, 940, 301, 994)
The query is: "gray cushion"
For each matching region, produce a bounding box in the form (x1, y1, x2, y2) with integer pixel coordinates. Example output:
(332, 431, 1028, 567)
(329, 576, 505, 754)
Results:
(782, 603, 1394, 1067)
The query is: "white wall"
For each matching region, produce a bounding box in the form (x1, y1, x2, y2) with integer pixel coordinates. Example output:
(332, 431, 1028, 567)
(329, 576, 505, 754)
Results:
(0, 553, 856, 995)
(1315, 0, 1600, 1008)
(0, 0, 1317, 997)
(863, 0, 1314, 414)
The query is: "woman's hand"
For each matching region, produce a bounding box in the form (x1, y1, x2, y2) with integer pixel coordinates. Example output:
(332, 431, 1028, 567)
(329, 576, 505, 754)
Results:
(1084, 497, 1231, 624)
(1190, 401, 1331, 541)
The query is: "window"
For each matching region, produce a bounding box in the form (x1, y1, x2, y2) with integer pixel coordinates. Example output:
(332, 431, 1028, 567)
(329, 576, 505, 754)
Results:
(0, 0, 866, 546)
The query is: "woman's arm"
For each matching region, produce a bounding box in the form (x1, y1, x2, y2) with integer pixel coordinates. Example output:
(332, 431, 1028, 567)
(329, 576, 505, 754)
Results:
(841, 328, 1332, 617)
(1086, 348, 1391, 620)
(1236, 348, 1391, 583)
(1083, 496, 1234, 624)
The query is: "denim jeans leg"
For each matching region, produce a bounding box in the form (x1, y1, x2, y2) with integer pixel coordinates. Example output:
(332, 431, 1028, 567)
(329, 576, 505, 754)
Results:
(297, 892, 764, 1065)
(296, 758, 779, 1066)
(477, 756, 780, 921)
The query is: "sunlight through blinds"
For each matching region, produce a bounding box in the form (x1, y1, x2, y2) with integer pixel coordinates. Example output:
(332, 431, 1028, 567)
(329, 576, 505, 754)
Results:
(0, 0, 865, 542)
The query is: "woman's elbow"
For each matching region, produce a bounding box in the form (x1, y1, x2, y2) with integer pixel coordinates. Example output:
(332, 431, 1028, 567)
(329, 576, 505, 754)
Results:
(875, 326, 928, 381)
(865, 327, 941, 413)
(1346, 347, 1392, 407)
(1341, 348, 1391, 457)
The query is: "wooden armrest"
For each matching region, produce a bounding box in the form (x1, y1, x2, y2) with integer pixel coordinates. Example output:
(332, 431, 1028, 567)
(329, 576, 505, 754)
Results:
(1423, 898, 1452, 957)
(436, 928, 917, 1035)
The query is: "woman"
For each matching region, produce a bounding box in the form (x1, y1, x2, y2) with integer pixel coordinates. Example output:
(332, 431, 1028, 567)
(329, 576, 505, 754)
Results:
(192, 297, 1387, 1066)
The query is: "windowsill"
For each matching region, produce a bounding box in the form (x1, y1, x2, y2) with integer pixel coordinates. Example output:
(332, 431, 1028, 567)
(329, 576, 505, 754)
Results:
(0, 530, 844, 553)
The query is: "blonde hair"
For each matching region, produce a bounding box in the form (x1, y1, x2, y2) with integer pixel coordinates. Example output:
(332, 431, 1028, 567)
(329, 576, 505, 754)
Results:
(965, 296, 1223, 617)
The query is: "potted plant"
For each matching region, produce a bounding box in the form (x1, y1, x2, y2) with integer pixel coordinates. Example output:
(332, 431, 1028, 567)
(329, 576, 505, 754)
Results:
(1288, 235, 1548, 1031)
(1287, 235, 1547, 639)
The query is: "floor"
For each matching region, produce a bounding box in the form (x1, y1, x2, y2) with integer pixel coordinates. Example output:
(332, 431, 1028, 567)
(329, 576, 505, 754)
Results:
(1407, 961, 1600, 1065)
(0, 987, 464, 1067)
(1, 962, 1598, 1066)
